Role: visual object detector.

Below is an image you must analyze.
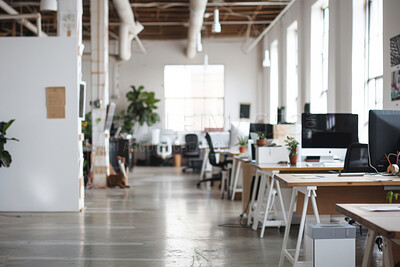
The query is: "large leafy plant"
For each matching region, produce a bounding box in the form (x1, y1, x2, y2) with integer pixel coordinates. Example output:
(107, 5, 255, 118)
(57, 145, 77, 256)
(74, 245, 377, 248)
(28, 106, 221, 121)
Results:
(117, 85, 160, 134)
(0, 119, 19, 168)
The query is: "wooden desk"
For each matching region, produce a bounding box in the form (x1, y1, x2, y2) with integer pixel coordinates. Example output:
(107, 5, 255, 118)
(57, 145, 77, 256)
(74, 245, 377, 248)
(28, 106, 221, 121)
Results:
(244, 163, 344, 210)
(336, 204, 400, 267)
(244, 163, 343, 236)
(276, 173, 400, 267)
(251, 162, 344, 172)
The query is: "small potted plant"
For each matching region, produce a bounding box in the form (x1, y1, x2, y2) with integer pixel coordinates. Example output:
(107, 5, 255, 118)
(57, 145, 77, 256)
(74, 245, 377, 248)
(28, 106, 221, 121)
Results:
(236, 136, 248, 154)
(257, 132, 267, 147)
(386, 191, 399, 203)
(284, 136, 299, 165)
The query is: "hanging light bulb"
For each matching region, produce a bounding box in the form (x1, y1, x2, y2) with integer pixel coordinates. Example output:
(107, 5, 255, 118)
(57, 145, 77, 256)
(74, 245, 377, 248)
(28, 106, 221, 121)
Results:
(197, 32, 203, 52)
(263, 50, 271, 67)
(40, 0, 58, 11)
(212, 8, 221, 33)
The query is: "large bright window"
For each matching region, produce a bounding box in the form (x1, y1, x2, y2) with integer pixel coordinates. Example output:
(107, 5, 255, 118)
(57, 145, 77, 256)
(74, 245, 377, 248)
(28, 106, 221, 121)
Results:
(365, 0, 383, 113)
(164, 65, 225, 131)
(286, 21, 298, 123)
(270, 40, 279, 124)
(352, 0, 383, 142)
(310, 0, 329, 113)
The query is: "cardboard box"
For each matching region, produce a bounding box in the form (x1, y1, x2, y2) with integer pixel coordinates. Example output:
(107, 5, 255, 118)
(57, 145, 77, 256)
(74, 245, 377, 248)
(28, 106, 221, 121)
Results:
(256, 146, 289, 164)
(46, 87, 66, 119)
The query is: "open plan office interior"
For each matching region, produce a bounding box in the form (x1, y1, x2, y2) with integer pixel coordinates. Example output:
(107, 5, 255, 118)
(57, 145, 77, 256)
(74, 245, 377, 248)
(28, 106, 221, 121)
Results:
(1, 0, 400, 266)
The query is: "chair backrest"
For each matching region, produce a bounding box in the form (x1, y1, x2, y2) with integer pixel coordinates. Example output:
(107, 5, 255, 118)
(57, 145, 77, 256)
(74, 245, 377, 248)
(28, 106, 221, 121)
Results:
(207, 132, 230, 149)
(157, 136, 172, 159)
(343, 143, 374, 173)
(205, 132, 231, 168)
(205, 133, 218, 166)
(184, 134, 200, 155)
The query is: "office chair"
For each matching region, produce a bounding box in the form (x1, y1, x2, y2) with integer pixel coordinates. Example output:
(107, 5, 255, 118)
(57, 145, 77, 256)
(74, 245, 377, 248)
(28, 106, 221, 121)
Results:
(196, 133, 232, 187)
(182, 134, 202, 173)
(156, 136, 173, 166)
(343, 143, 375, 173)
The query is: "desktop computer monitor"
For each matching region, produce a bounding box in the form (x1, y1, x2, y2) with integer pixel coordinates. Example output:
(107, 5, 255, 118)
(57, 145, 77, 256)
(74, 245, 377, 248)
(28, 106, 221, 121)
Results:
(301, 113, 358, 161)
(368, 110, 400, 172)
(249, 123, 273, 139)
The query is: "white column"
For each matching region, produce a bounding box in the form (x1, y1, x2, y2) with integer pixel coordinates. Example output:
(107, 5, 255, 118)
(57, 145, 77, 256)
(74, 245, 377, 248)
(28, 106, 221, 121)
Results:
(90, 0, 110, 186)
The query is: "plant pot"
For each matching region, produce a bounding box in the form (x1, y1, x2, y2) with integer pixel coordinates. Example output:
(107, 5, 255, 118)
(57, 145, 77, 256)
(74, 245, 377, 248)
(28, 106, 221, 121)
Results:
(289, 154, 298, 165)
(257, 138, 266, 147)
(239, 146, 247, 154)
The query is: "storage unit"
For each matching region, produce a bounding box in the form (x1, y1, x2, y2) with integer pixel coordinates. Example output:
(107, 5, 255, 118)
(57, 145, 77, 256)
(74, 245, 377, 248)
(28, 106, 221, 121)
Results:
(305, 223, 356, 267)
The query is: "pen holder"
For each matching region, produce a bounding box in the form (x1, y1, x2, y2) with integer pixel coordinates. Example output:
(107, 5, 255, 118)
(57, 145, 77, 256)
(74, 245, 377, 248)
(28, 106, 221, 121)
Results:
(387, 164, 399, 174)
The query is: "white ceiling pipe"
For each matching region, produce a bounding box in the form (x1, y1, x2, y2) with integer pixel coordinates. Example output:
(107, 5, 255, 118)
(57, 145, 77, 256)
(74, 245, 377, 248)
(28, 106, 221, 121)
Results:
(186, 0, 207, 59)
(244, 0, 296, 53)
(112, 0, 143, 61)
(0, 0, 47, 36)
(40, 0, 57, 11)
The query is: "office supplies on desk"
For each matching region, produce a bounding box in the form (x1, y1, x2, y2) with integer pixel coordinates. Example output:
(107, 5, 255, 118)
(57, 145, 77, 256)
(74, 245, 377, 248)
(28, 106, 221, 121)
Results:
(362, 205, 400, 212)
(338, 173, 365, 177)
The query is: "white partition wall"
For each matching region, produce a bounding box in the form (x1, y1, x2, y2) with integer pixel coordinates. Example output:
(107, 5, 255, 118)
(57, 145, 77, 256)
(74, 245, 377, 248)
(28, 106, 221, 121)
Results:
(0, 37, 81, 212)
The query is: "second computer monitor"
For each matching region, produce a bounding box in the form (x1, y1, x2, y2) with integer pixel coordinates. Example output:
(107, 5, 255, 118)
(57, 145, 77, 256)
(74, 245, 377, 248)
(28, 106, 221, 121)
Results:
(249, 123, 273, 139)
(369, 110, 400, 172)
(301, 113, 359, 161)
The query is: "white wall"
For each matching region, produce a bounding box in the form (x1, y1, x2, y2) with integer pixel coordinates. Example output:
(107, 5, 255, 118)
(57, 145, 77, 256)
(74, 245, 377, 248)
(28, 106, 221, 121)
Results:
(261, 0, 354, 123)
(83, 38, 261, 132)
(383, 0, 400, 110)
(0, 37, 81, 212)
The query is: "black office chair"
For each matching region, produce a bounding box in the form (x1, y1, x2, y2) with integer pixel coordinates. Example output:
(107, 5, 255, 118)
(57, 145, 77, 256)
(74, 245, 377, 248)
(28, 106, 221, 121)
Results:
(182, 134, 202, 173)
(196, 133, 232, 187)
(343, 143, 375, 173)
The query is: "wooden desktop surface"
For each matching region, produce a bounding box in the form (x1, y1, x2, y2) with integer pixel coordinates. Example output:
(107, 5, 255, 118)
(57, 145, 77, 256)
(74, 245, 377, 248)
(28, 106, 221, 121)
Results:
(275, 173, 400, 215)
(336, 204, 400, 239)
(275, 173, 400, 187)
(251, 162, 343, 172)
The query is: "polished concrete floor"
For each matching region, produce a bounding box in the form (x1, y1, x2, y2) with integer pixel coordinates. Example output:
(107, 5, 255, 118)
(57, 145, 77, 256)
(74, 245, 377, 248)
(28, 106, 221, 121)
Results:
(0, 167, 384, 266)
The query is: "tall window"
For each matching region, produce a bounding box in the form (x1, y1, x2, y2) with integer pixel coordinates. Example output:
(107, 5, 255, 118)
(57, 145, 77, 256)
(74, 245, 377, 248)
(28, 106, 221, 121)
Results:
(310, 0, 329, 113)
(164, 65, 225, 131)
(365, 0, 383, 112)
(286, 21, 298, 123)
(270, 40, 279, 124)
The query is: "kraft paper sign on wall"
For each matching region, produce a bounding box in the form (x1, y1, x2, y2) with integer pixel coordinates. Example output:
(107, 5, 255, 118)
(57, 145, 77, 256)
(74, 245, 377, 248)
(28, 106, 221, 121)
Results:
(46, 87, 66, 119)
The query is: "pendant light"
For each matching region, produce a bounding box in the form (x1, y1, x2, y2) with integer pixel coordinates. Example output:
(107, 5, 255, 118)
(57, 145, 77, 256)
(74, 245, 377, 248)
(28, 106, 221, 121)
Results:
(212, 8, 221, 33)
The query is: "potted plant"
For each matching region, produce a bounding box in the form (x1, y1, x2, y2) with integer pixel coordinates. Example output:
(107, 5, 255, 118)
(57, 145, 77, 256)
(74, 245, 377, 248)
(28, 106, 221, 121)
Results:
(0, 119, 19, 168)
(386, 191, 399, 203)
(115, 85, 160, 135)
(284, 136, 299, 165)
(257, 132, 267, 147)
(236, 136, 248, 154)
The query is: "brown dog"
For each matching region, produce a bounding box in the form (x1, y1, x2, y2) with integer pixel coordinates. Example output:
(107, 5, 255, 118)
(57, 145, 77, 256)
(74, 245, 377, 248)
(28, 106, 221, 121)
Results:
(107, 156, 130, 188)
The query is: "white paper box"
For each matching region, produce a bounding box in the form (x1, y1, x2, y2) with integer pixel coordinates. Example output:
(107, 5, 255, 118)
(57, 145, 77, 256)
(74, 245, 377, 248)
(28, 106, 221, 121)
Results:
(256, 146, 289, 164)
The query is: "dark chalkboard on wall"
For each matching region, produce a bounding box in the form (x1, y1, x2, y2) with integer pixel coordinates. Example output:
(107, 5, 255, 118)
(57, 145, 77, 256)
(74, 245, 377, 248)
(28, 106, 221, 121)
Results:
(239, 103, 250, 119)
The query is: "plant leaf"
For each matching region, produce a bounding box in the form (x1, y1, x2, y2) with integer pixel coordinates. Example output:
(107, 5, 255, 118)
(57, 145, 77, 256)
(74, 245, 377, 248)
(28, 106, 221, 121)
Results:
(0, 150, 12, 168)
(2, 119, 15, 134)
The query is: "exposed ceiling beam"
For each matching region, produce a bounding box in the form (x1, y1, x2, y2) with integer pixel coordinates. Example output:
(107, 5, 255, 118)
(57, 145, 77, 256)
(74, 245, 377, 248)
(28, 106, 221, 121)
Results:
(0, 0, 47, 36)
(95, 20, 272, 27)
(9, 1, 290, 8)
(130, 2, 290, 8)
(244, 0, 296, 53)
